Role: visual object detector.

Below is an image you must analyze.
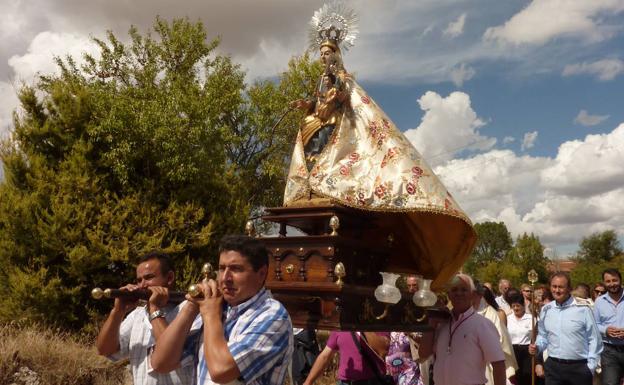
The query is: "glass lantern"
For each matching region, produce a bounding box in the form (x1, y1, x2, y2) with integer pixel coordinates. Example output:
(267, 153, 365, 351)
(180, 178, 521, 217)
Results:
(374, 272, 402, 304)
(413, 278, 437, 307)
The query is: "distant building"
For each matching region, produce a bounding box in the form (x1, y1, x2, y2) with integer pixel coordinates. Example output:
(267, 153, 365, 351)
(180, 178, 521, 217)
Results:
(547, 259, 577, 273)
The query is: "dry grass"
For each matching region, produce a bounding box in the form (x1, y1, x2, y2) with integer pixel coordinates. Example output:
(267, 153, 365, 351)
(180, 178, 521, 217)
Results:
(0, 323, 128, 385)
(0, 323, 338, 385)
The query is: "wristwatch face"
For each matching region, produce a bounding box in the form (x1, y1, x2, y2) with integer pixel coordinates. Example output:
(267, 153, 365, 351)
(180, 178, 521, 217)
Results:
(149, 310, 165, 322)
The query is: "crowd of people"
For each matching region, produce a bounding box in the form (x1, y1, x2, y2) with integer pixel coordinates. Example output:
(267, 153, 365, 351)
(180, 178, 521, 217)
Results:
(93, 235, 624, 385)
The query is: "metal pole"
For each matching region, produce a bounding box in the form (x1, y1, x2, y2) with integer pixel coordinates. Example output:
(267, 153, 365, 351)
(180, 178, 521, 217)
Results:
(528, 269, 538, 385)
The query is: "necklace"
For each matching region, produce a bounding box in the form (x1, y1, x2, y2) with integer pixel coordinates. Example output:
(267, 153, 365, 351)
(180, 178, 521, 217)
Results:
(447, 311, 475, 354)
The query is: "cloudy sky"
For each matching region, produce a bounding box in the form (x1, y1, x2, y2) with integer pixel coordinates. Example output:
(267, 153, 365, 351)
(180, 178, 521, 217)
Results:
(1, 0, 624, 257)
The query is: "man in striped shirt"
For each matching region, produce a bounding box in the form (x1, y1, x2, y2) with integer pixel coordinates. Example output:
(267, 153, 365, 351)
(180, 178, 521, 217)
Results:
(151, 235, 293, 385)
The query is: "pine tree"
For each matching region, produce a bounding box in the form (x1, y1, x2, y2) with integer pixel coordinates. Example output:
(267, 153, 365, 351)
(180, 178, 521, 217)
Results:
(0, 17, 321, 329)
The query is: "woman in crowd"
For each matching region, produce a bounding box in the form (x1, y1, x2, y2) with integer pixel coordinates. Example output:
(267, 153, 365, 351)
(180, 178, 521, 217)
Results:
(520, 284, 533, 313)
(535, 284, 553, 310)
(503, 288, 520, 317)
(507, 292, 533, 385)
(592, 282, 607, 301)
(474, 281, 518, 385)
(482, 284, 508, 326)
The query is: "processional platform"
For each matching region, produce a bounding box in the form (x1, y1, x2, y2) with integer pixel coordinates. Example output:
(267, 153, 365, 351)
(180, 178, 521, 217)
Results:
(259, 204, 449, 332)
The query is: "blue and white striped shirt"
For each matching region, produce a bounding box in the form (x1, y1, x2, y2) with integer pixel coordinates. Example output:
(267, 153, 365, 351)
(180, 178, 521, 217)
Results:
(197, 288, 293, 385)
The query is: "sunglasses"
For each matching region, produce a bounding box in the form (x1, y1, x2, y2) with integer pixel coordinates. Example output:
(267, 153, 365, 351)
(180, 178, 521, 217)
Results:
(595, 290, 606, 295)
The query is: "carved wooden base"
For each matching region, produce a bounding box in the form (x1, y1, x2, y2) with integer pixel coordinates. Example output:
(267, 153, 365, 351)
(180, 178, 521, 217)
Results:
(260, 204, 448, 331)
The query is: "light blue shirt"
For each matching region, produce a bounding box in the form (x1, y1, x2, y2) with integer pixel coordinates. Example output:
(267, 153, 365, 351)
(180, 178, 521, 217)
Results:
(594, 291, 624, 346)
(536, 296, 603, 372)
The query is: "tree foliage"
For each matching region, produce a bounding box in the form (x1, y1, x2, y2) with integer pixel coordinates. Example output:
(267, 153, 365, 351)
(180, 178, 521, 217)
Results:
(509, 232, 549, 284)
(464, 221, 513, 275)
(571, 230, 623, 286)
(0, 18, 321, 329)
(467, 228, 549, 288)
(576, 230, 622, 264)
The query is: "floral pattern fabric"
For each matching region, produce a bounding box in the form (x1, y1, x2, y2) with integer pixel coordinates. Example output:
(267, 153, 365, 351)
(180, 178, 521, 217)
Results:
(385, 332, 423, 385)
(284, 75, 476, 288)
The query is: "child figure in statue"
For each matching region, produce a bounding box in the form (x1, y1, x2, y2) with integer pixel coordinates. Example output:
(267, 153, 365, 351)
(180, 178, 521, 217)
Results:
(291, 47, 347, 169)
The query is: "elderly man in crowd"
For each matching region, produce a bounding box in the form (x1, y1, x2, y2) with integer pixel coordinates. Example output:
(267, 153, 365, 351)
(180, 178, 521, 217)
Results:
(529, 272, 602, 385)
(419, 273, 506, 385)
(496, 279, 512, 315)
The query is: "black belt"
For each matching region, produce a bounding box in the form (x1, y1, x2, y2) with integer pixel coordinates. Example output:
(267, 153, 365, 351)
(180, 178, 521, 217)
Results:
(549, 357, 587, 364)
(605, 343, 624, 352)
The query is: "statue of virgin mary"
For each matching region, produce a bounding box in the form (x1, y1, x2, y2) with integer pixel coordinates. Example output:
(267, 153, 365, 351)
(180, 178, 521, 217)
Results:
(284, 2, 476, 288)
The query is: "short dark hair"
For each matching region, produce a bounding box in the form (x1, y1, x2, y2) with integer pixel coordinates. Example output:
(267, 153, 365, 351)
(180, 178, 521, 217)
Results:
(507, 292, 525, 306)
(219, 235, 268, 271)
(504, 287, 520, 305)
(138, 251, 174, 275)
(603, 268, 622, 281)
(549, 272, 572, 289)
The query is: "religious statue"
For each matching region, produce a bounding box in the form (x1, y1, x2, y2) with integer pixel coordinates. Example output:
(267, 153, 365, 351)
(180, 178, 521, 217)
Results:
(284, 2, 477, 288)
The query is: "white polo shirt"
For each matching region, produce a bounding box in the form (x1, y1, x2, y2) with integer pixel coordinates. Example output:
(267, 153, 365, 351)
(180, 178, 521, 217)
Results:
(433, 307, 505, 385)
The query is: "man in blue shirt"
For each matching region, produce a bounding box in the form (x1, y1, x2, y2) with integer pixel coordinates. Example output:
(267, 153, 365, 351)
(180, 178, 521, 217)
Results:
(529, 272, 603, 385)
(594, 268, 624, 385)
(151, 235, 294, 385)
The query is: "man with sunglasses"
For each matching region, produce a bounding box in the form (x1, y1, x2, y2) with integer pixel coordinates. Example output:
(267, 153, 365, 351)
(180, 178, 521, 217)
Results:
(594, 268, 624, 385)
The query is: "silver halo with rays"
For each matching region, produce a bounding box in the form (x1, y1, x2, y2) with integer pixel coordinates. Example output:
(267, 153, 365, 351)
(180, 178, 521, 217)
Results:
(308, 1, 359, 53)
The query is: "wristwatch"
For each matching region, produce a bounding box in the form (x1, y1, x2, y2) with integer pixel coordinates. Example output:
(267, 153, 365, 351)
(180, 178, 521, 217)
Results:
(148, 309, 166, 322)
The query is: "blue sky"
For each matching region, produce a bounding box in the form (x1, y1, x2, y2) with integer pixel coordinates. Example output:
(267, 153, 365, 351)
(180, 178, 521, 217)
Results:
(1, 0, 623, 257)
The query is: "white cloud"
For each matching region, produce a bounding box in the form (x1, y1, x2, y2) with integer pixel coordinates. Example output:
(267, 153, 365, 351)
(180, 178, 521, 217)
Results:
(574, 109, 610, 126)
(521, 131, 538, 151)
(404, 91, 496, 166)
(563, 59, 624, 81)
(541, 124, 624, 197)
(234, 38, 294, 82)
(0, 81, 19, 137)
(436, 149, 552, 226)
(503, 136, 515, 144)
(436, 122, 624, 252)
(484, 0, 624, 46)
(450, 63, 475, 87)
(0, 31, 100, 135)
(8, 31, 99, 81)
(443, 13, 466, 39)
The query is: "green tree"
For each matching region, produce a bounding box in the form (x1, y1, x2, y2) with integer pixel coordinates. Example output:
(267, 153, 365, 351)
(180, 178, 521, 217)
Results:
(577, 230, 622, 263)
(0, 18, 321, 329)
(464, 221, 513, 276)
(473, 256, 524, 289)
(570, 230, 623, 285)
(510, 232, 549, 284)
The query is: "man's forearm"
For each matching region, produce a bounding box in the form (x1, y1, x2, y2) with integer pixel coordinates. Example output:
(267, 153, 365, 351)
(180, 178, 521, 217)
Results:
(491, 360, 507, 385)
(201, 312, 240, 383)
(151, 304, 198, 372)
(95, 307, 125, 356)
